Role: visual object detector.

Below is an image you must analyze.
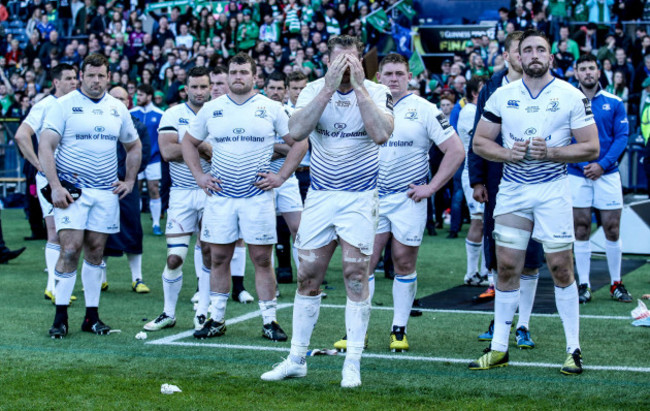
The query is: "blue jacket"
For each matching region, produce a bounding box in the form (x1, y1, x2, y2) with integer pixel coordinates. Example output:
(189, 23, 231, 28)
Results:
(567, 87, 629, 176)
(130, 102, 164, 165)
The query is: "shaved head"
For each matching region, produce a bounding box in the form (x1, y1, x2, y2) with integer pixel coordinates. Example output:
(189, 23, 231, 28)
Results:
(110, 86, 130, 107)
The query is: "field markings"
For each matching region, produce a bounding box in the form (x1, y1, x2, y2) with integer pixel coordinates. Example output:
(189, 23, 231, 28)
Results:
(147, 303, 649, 373)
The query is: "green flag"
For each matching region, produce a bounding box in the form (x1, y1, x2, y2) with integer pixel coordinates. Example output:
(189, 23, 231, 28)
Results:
(365, 8, 389, 32)
(396, 0, 416, 20)
(408, 50, 425, 76)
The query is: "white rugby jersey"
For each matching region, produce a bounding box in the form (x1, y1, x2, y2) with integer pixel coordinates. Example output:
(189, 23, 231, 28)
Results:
(457, 102, 477, 171)
(43, 90, 138, 190)
(158, 103, 210, 189)
(482, 78, 595, 184)
(188, 93, 289, 198)
(296, 78, 394, 191)
(378, 93, 454, 197)
(23, 94, 57, 141)
(269, 106, 294, 174)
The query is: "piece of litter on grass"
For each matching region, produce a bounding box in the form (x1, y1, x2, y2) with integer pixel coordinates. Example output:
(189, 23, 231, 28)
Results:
(107, 329, 121, 334)
(307, 349, 338, 356)
(631, 299, 650, 320)
(631, 317, 650, 327)
(161, 384, 182, 394)
(135, 331, 147, 340)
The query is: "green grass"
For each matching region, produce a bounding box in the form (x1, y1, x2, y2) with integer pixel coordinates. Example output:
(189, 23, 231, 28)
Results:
(1, 208, 649, 409)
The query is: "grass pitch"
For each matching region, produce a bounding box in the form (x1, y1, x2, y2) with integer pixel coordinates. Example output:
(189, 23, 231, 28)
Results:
(1, 208, 649, 409)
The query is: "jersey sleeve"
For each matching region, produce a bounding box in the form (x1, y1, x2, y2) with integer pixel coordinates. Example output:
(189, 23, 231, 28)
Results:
(273, 103, 290, 137)
(187, 105, 209, 141)
(23, 101, 45, 133)
(295, 81, 318, 110)
(570, 92, 596, 130)
(42, 100, 65, 136)
(119, 107, 139, 144)
(457, 106, 475, 145)
(368, 83, 394, 116)
(481, 91, 502, 124)
(158, 110, 178, 134)
(425, 101, 455, 146)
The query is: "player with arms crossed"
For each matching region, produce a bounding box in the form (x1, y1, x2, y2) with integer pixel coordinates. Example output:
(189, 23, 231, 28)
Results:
(261, 35, 394, 388)
(14, 63, 78, 303)
(39, 54, 141, 338)
(144, 66, 213, 332)
(182, 53, 308, 341)
(570, 54, 631, 304)
(471, 30, 599, 375)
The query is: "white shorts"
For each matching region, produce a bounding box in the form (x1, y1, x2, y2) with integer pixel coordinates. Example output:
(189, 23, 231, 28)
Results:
(166, 189, 206, 235)
(569, 172, 623, 210)
(138, 162, 162, 181)
(376, 192, 426, 246)
(296, 190, 378, 255)
(275, 175, 303, 214)
(494, 178, 574, 244)
(36, 172, 54, 218)
(201, 190, 276, 245)
(54, 188, 120, 234)
(462, 169, 485, 218)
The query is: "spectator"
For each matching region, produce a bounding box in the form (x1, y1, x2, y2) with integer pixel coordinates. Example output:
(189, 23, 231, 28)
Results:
(495, 7, 510, 34)
(39, 31, 63, 67)
(237, 10, 259, 51)
(597, 33, 617, 64)
(606, 70, 629, 112)
(176, 24, 195, 50)
(613, 22, 632, 56)
(587, 0, 614, 23)
(601, 58, 614, 86)
(26, 8, 42, 38)
(634, 36, 650, 68)
(555, 39, 576, 75)
(633, 54, 650, 94)
(612, 47, 635, 89)
(36, 13, 56, 40)
(552, 26, 580, 60)
(548, 0, 569, 41)
(259, 14, 280, 43)
(89, 4, 108, 36)
(154, 16, 175, 47)
(574, 22, 599, 55)
(73, 0, 92, 36)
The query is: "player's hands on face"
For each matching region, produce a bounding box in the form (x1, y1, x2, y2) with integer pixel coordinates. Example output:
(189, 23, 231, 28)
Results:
(254, 172, 286, 190)
(509, 140, 529, 162)
(112, 180, 134, 199)
(196, 172, 222, 196)
(52, 186, 74, 209)
(583, 162, 604, 180)
(346, 54, 365, 90)
(407, 183, 434, 203)
(528, 137, 548, 160)
(324, 54, 347, 92)
(473, 185, 488, 203)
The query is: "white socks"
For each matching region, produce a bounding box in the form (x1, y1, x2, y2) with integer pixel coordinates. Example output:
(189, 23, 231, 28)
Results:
(368, 274, 375, 301)
(150, 198, 162, 227)
(605, 239, 622, 284)
(574, 240, 591, 287)
(480, 245, 489, 276)
(491, 288, 520, 352)
(465, 239, 482, 277)
(517, 273, 539, 330)
(194, 244, 202, 281)
(54, 269, 77, 306)
(231, 246, 246, 277)
(259, 299, 278, 325)
(197, 266, 211, 317)
(392, 272, 417, 330)
(345, 297, 371, 363)
(81, 260, 103, 307)
(289, 292, 322, 362)
(127, 253, 142, 283)
(45, 242, 60, 293)
(555, 282, 580, 353)
(162, 265, 183, 318)
(209, 292, 229, 323)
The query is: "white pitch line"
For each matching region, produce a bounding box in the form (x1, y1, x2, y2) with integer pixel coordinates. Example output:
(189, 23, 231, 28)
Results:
(319, 304, 631, 320)
(148, 340, 650, 373)
(147, 303, 293, 346)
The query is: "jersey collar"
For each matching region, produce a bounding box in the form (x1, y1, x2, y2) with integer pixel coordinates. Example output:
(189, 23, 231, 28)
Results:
(521, 77, 555, 100)
(77, 89, 106, 104)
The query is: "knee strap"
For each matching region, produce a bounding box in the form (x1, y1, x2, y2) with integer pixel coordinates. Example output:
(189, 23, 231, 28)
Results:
(543, 241, 573, 253)
(493, 224, 531, 251)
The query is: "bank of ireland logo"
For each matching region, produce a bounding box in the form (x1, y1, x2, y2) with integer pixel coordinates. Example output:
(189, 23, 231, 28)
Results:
(334, 123, 347, 131)
(233, 128, 245, 134)
(95, 126, 105, 133)
(524, 127, 537, 136)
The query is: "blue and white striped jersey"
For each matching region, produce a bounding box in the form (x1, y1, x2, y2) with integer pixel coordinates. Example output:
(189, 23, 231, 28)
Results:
(23, 94, 57, 141)
(378, 93, 454, 197)
(43, 90, 139, 190)
(482, 78, 595, 184)
(187, 93, 289, 198)
(296, 78, 394, 192)
(158, 103, 210, 189)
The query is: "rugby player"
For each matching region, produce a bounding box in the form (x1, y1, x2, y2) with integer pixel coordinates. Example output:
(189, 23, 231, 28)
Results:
(571, 54, 631, 304)
(183, 53, 307, 341)
(39, 54, 142, 338)
(471, 30, 599, 374)
(261, 35, 394, 388)
(14, 63, 78, 303)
